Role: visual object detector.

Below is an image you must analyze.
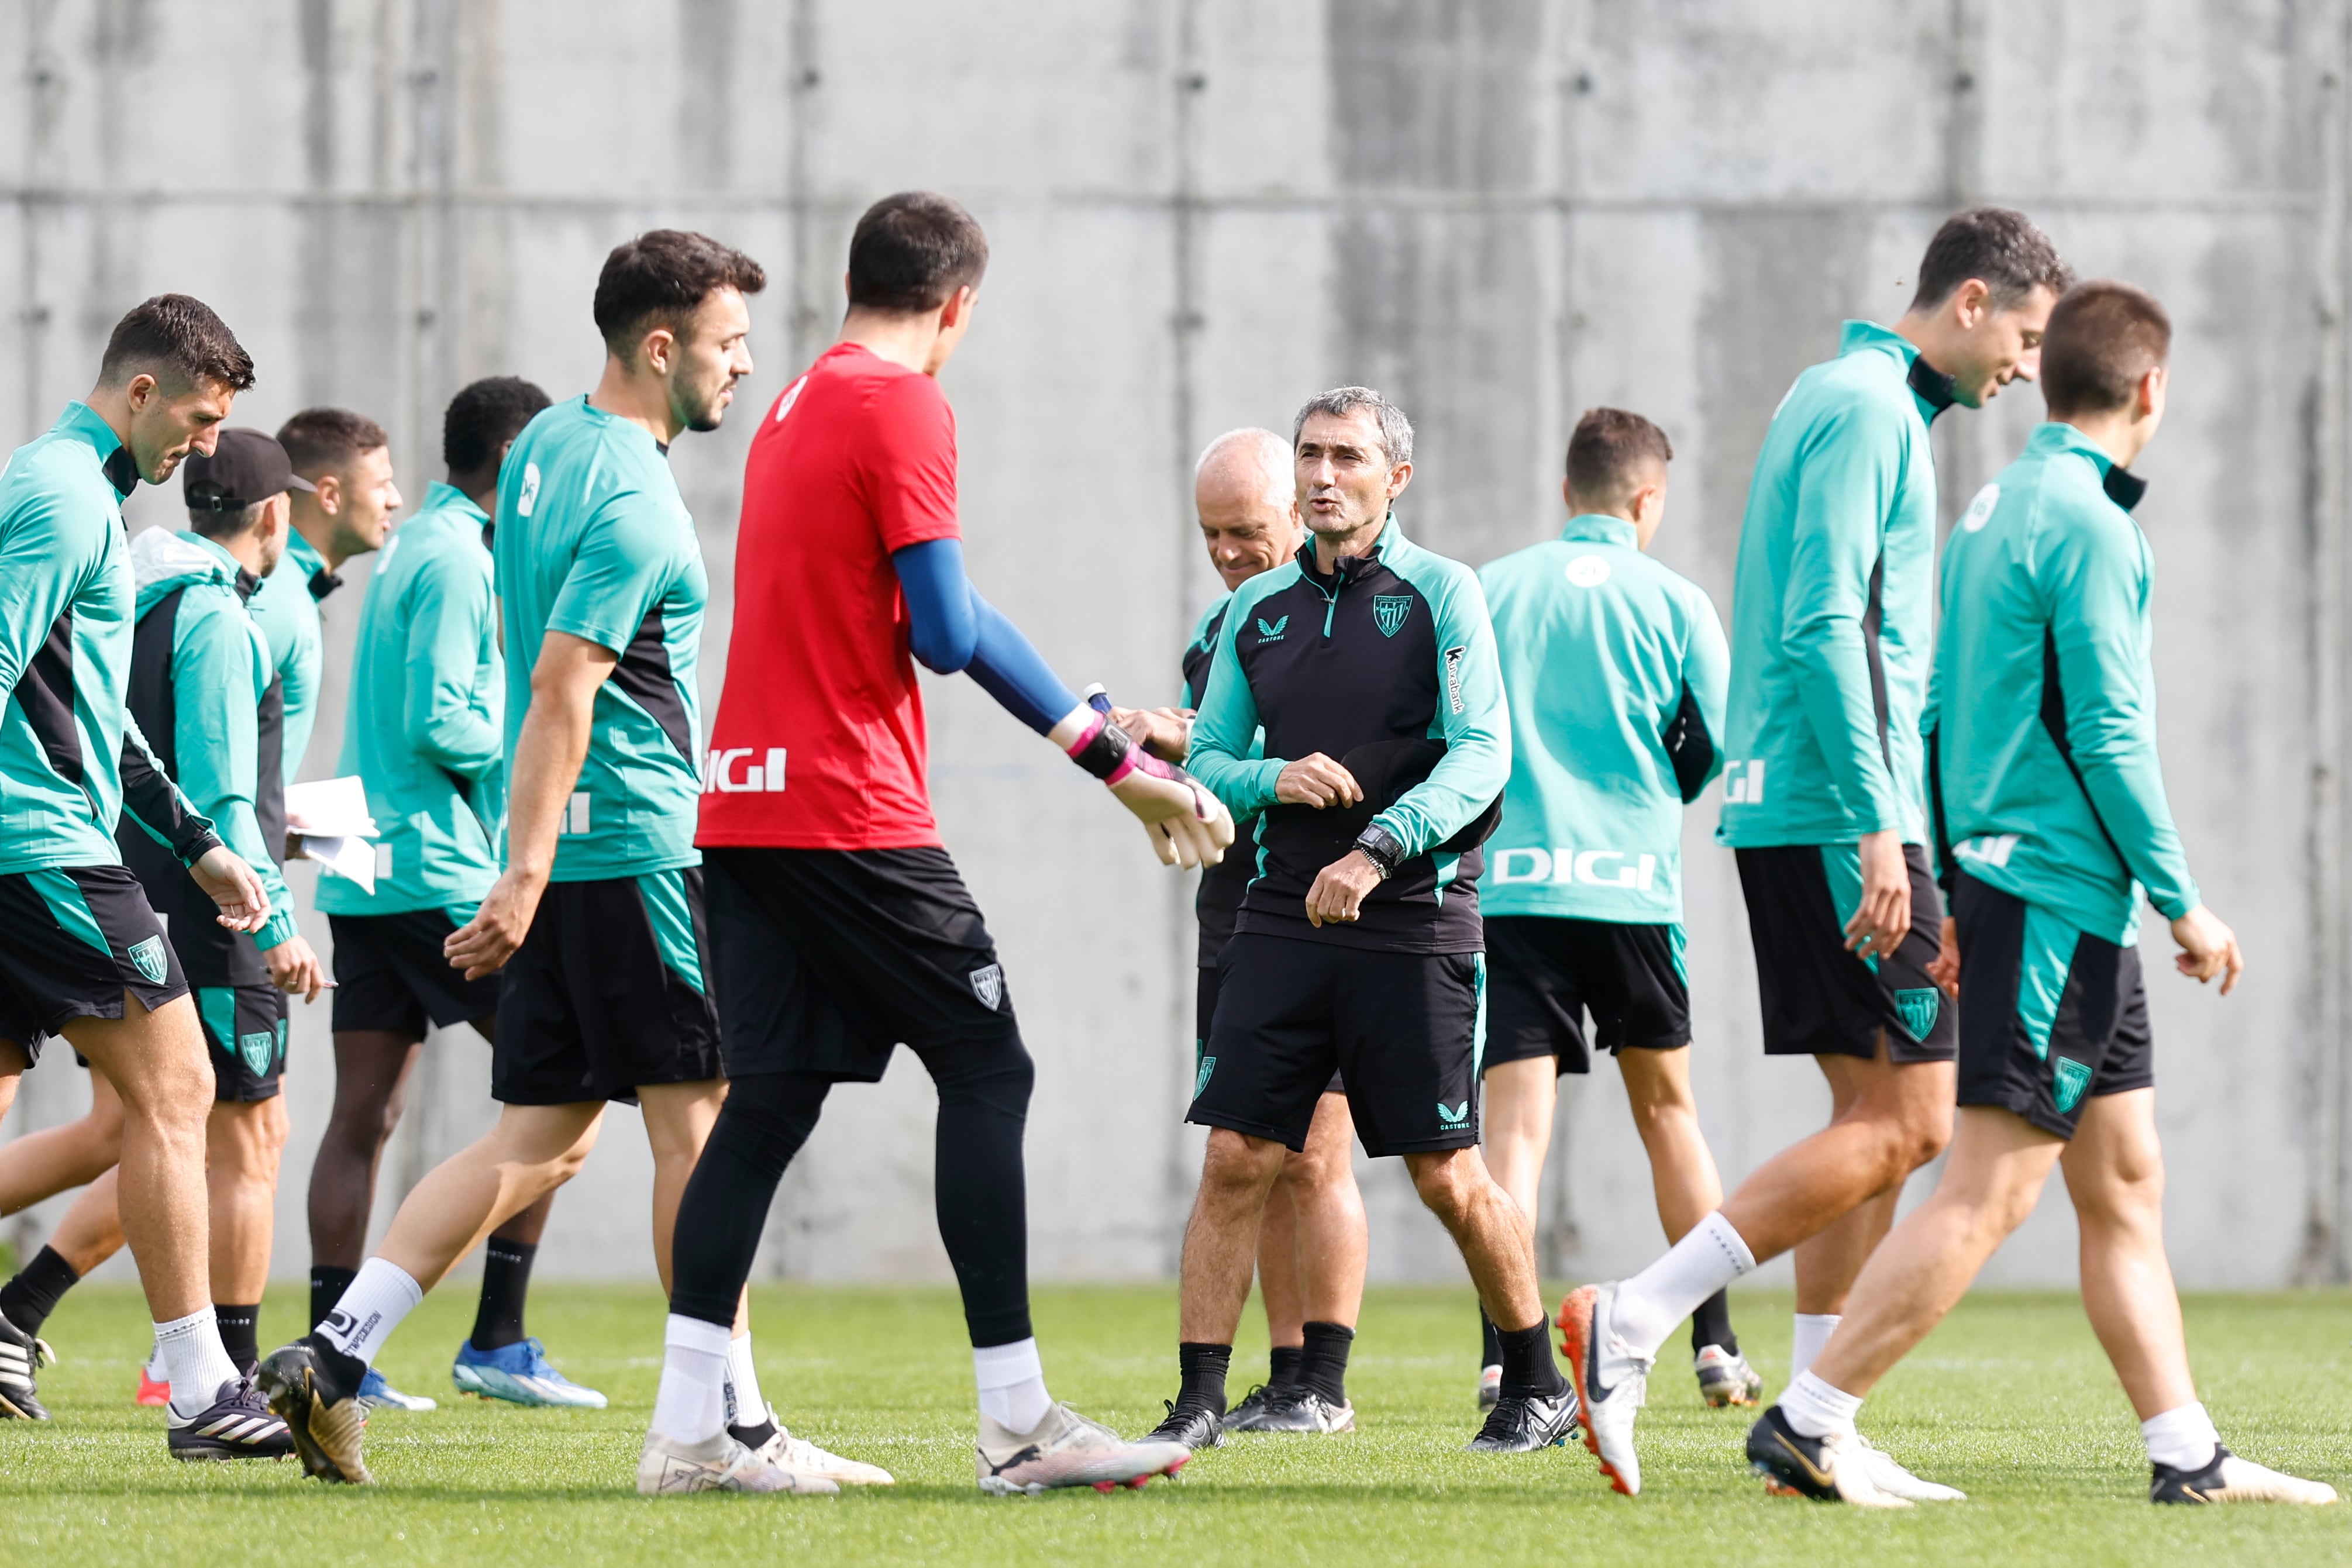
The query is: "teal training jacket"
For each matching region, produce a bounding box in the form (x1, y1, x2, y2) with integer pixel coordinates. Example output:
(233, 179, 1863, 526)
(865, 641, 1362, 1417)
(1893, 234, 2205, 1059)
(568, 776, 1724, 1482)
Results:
(1927, 422, 2197, 943)
(1479, 514, 1728, 923)
(1717, 321, 1946, 849)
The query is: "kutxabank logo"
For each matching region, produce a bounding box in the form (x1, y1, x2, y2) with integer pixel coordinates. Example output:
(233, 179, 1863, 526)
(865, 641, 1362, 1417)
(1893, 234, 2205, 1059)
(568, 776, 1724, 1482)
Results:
(1373, 595, 1414, 637)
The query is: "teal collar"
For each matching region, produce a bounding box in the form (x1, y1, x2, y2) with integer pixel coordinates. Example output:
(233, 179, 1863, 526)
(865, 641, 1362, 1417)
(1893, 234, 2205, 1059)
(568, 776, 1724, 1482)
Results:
(184, 529, 263, 601)
(284, 528, 328, 581)
(1560, 513, 1638, 549)
(1838, 321, 1955, 423)
(2030, 421, 2147, 512)
(421, 480, 490, 525)
(55, 401, 137, 497)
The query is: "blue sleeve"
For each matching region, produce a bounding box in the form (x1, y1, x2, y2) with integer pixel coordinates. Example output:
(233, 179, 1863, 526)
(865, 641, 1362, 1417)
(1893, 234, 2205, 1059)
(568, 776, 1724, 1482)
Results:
(891, 539, 1079, 736)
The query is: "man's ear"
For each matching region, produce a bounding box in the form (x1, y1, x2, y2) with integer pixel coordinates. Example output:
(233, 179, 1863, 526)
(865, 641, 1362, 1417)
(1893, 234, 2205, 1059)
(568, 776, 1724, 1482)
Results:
(311, 471, 343, 516)
(1951, 277, 1991, 330)
(641, 326, 677, 376)
(124, 373, 159, 413)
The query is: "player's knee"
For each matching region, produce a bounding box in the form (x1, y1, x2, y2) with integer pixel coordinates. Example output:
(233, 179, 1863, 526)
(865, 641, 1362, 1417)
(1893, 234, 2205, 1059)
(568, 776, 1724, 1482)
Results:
(931, 1030, 1034, 1118)
(1202, 1128, 1284, 1195)
(1403, 1148, 1479, 1217)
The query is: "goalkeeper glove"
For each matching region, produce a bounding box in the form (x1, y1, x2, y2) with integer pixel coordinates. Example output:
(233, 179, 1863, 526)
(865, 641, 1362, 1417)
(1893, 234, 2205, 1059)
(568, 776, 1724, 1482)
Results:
(1053, 691, 1235, 870)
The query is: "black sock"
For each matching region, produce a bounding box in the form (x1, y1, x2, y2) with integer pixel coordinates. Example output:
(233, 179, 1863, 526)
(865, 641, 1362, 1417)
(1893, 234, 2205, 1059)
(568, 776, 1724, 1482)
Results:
(471, 1236, 538, 1352)
(309, 1265, 357, 1333)
(306, 1330, 367, 1395)
(730, 1408, 779, 1449)
(1690, 1288, 1738, 1357)
(1497, 1318, 1568, 1400)
(1177, 1342, 1231, 1416)
(1479, 1304, 1502, 1370)
(1268, 1343, 1304, 1390)
(0, 1246, 81, 1338)
(1297, 1321, 1354, 1407)
(215, 1304, 261, 1376)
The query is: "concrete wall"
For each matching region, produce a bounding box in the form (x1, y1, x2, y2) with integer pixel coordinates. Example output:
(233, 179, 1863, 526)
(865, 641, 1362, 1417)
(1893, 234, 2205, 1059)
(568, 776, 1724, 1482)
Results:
(4, 0, 2350, 1293)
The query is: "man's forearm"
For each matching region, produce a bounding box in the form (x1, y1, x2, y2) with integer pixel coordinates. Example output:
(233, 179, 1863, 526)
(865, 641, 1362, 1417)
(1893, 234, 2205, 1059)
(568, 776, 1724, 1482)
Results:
(501, 690, 594, 884)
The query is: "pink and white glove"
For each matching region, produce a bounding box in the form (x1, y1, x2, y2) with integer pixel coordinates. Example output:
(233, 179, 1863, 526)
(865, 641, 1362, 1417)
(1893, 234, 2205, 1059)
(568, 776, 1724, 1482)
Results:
(1053, 695, 1235, 870)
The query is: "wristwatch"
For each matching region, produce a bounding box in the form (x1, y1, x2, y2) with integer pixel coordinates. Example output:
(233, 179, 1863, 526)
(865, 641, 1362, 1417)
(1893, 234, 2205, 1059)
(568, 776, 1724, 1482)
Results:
(1352, 823, 1403, 880)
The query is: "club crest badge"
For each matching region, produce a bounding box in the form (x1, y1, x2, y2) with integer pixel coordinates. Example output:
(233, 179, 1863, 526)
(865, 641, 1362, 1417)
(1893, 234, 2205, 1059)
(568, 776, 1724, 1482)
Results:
(1895, 987, 1940, 1042)
(238, 1028, 278, 1077)
(126, 935, 168, 985)
(1373, 595, 1414, 637)
(2053, 1056, 2094, 1115)
(1194, 1054, 1217, 1099)
(969, 963, 1005, 1011)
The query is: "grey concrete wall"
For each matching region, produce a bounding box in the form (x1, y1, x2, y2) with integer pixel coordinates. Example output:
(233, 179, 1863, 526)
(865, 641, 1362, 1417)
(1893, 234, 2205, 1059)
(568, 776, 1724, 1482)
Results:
(4, 0, 2348, 1293)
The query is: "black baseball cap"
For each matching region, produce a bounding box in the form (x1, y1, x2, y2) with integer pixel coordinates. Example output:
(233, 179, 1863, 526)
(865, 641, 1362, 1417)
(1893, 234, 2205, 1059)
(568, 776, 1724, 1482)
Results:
(182, 428, 316, 512)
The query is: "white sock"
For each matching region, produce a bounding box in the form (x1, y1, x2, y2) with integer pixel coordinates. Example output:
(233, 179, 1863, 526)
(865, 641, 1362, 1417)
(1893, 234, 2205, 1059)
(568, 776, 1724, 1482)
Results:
(973, 1338, 1052, 1433)
(144, 1335, 166, 1381)
(314, 1257, 423, 1367)
(1790, 1312, 1841, 1382)
(722, 1331, 768, 1433)
(651, 1315, 732, 1448)
(1609, 1211, 1757, 1359)
(154, 1308, 242, 1417)
(1779, 1369, 1864, 1439)
(2142, 1401, 2220, 1470)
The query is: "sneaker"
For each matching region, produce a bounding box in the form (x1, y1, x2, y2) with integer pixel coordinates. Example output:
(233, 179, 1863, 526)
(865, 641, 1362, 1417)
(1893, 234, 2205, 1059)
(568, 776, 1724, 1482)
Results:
(166, 1377, 296, 1462)
(1246, 1388, 1355, 1435)
(637, 1428, 839, 1495)
(256, 1335, 371, 1484)
(978, 1402, 1191, 1495)
(0, 1309, 54, 1421)
(135, 1366, 170, 1407)
(2151, 1445, 2339, 1505)
(1745, 1405, 1909, 1507)
(1476, 1364, 1502, 1411)
(1142, 1399, 1224, 1450)
(1856, 1435, 1965, 1501)
(1223, 1383, 1281, 1431)
(451, 1336, 608, 1408)
(1467, 1387, 1578, 1452)
(741, 1403, 894, 1486)
(358, 1366, 439, 1412)
(1693, 1345, 1762, 1408)
(1556, 1283, 1651, 1495)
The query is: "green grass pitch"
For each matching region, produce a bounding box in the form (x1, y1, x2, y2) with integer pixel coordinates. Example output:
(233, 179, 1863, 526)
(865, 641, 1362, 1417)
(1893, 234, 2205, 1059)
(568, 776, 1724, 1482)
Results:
(0, 1281, 2346, 1565)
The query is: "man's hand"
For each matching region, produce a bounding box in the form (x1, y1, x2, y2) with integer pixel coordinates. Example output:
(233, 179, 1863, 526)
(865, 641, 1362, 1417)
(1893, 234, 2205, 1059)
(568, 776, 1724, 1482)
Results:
(2170, 904, 2244, 996)
(1277, 754, 1362, 810)
(445, 870, 547, 981)
(190, 845, 271, 933)
(265, 933, 329, 1002)
(1112, 705, 1193, 764)
(1927, 915, 1960, 996)
(1305, 849, 1384, 927)
(1108, 761, 1235, 870)
(1843, 829, 1913, 962)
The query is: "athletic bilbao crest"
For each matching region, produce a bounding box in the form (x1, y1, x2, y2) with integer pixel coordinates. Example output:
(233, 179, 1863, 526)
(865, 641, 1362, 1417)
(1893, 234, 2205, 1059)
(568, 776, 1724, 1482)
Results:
(1195, 1054, 1216, 1099)
(126, 936, 168, 985)
(2053, 1056, 2093, 1115)
(1894, 987, 1940, 1042)
(969, 963, 1004, 1011)
(1373, 595, 1414, 637)
(237, 1027, 277, 1077)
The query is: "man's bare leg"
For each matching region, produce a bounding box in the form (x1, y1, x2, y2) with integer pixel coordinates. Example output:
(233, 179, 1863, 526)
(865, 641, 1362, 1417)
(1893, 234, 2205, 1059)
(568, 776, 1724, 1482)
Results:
(1478, 1057, 1555, 1386)
(1789, 1046, 1909, 1379)
(1179, 1130, 1288, 1344)
(1254, 1178, 1303, 1347)
(306, 1029, 424, 1275)
(0, 1064, 124, 1217)
(1223, 1093, 1367, 1426)
(374, 1102, 605, 1291)
(1287, 1093, 1366, 1329)
(1405, 1143, 1573, 1441)
(2060, 1090, 2192, 1420)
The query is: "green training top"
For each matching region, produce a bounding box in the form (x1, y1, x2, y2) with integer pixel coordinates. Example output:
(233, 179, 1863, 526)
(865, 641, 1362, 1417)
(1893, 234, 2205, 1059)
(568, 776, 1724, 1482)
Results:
(1479, 514, 1728, 923)
(0, 402, 216, 876)
(493, 397, 706, 882)
(1927, 422, 2198, 943)
(1717, 320, 1943, 849)
(318, 483, 503, 916)
(126, 529, 300, 950)
(247, 529, 326, 787)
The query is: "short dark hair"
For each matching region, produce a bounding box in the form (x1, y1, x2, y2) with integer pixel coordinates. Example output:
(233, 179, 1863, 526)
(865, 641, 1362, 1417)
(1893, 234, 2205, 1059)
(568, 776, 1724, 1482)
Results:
(2040, 281, 2172, 419)
(846, 192, 990, 315)
(1293, 386, 1413, 468)
(443, 377, 552, 475)
(188, 499, 268, 541)
(1911, 207, 2074, 311)
(1565, 408, 1673, 504)
(593, 229, 767, 353)
(277, 407, 389, 479)
(98, 294, 254, 393)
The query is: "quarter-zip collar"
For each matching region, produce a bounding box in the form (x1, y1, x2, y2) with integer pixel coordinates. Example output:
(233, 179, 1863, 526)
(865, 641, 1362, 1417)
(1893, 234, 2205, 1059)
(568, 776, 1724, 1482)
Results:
(284, 527, 343, 601)
(1559, 513, 1639, 549)
(1838, 319, 1955, 425)
(1297, 513, 1399, 637)
(53, 401, 139, 498)
(2030, 421, 2150, 514)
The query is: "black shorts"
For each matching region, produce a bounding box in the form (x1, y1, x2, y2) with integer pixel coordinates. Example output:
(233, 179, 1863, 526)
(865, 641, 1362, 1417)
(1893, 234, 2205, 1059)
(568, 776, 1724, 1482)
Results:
(1952, 871, 2153, 1139)
(329, 909, 504, 1037)
(493, 869, 722, 1105)
(1483, 916, 1690, 1074)
(0, 863, 188, 1062)
(194, 983, 288, 1102)
(703, 846, 1018, 1082)
(1734, 843, 1956, 1063)
(1189, 933, 1481, 1159)
(1197, 956, 1344, 1097)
